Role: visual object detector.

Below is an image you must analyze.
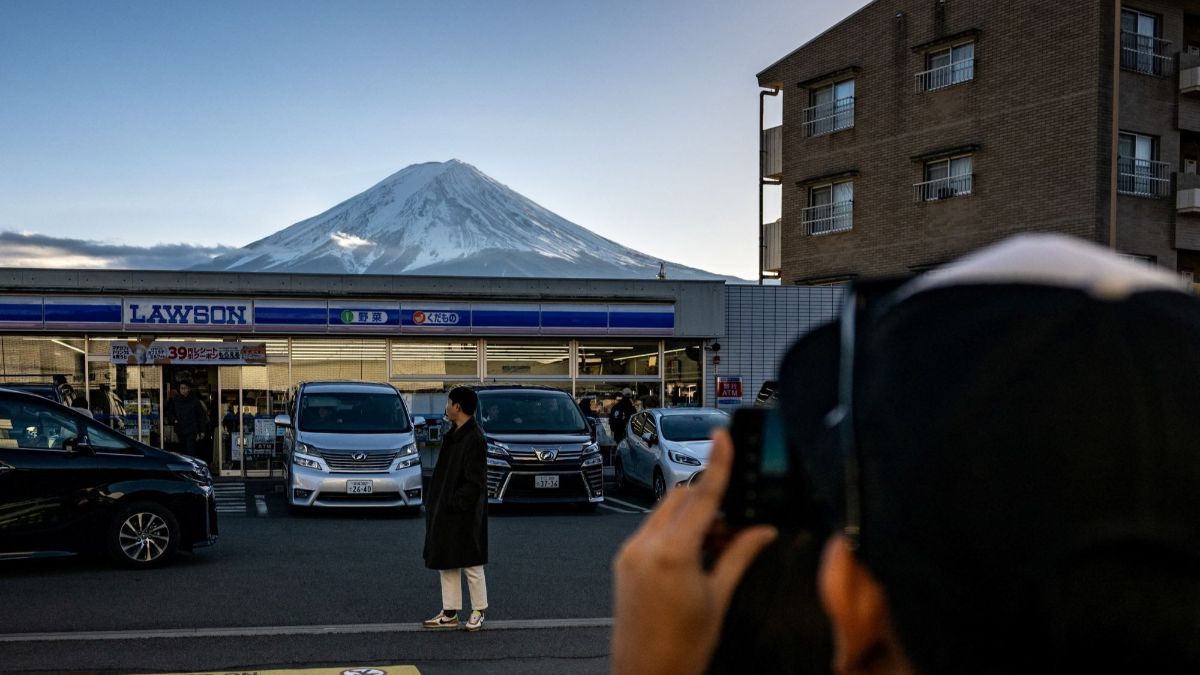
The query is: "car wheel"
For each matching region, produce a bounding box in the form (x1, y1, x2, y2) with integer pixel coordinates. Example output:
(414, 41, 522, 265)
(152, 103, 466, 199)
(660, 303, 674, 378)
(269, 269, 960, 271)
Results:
(653, 469, 666, 503)
(613, 458, 627, 492)
(106, 501, 180, 569)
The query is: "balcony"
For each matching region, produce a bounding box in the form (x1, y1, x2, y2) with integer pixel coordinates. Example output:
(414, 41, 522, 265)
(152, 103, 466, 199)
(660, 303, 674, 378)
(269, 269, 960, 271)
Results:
(914, 59, 975, 92)
(802, 201, 853, 236)
(1121, 31, 1174, 78)
(1118, 157, 1172, 198)
(913, 174, 973, 202)
(1178, 172, 1200, 215)
(802, 98, 855, 137)
(763, 219, 781, 273)
(761, 126, 782, 179)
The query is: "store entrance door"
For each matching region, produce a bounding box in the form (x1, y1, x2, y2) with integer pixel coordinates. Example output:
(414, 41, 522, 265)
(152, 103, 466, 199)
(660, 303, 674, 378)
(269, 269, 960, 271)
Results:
(161, 365, 218, 468)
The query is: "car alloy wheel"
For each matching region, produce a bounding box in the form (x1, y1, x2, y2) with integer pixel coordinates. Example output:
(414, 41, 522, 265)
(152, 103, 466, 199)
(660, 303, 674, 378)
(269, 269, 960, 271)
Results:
(107, 501, 180, 569)
(653, 470, 666, 502)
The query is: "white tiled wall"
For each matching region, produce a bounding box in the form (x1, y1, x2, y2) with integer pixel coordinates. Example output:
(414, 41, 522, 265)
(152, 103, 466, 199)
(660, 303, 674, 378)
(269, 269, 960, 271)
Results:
(706, 285, 844, 407)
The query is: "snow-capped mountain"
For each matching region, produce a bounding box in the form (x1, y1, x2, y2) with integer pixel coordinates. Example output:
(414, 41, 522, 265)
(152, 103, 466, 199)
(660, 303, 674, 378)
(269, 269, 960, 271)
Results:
(194, 160, 732, 280)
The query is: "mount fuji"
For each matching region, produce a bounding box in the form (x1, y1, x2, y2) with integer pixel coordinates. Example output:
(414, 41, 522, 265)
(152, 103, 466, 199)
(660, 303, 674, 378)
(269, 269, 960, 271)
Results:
(193, 160, 733, 280)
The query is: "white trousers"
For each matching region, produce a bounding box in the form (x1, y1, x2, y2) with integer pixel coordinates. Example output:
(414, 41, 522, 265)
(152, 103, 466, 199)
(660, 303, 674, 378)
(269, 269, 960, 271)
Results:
(439, 565, 488, 612)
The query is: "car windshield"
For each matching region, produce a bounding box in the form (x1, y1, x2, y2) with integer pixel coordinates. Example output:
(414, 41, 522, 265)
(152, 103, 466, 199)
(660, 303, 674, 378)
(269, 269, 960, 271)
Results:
(477, 391, 589, 435)
(659, 413, 729, 442)
(298, 391, 411, 434)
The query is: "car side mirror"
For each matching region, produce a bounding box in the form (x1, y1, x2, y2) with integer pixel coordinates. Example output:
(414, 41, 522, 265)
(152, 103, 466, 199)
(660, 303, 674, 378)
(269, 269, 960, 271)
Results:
(274, 414, 293, 428)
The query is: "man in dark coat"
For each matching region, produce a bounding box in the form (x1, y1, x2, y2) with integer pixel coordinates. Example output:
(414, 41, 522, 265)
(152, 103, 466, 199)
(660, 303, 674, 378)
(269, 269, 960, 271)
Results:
(422, 386, 489, 632)
(167, 382, 209, 462)
(609, 388, 637, 446)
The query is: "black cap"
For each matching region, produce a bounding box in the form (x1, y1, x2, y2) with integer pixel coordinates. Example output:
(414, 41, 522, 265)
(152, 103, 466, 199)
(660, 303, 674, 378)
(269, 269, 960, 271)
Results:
(784, 235, 1200, 674)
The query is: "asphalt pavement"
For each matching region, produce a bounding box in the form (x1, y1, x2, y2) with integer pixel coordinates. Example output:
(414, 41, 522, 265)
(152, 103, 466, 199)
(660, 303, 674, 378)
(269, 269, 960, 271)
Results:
(0, 482, 660, 674)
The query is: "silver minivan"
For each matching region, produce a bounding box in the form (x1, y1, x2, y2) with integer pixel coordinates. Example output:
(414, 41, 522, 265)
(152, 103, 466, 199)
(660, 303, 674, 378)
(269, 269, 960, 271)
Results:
(276, 381, 423, 514)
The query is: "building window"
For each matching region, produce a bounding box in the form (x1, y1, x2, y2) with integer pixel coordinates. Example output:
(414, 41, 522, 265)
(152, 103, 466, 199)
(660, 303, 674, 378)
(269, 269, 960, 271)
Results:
(914, 156, 973, 202)
(803, 79, 855, 137)
(803, 181, 853, 235)
(1121, 9, 1172, 77)
(1118, 132, 1171, 198)
(916, 42, 975, 91)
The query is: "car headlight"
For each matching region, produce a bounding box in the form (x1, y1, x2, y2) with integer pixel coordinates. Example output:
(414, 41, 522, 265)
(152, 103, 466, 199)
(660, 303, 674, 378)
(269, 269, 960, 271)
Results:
(293, 454, 323, 470)
(167, 461, 212, 486)
(582, 454, 603, 467)
(393, 444, 420, 470)
(668, 450, 702, 467)
(486, 441, 510, 458)
(582, 442, 600, 455)
(297, 442, 321, 457)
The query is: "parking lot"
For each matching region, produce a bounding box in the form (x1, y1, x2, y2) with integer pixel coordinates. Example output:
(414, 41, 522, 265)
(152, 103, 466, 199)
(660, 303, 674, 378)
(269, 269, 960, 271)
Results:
(0, 478, 655, 674)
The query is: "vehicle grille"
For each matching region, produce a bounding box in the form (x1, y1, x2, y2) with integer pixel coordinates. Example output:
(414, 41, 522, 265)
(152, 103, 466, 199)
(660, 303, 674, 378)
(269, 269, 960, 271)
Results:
(487, 468, 506, 498)
(316, 491, 402, 503)
(321, 450, 398, 472)
(503, 473, 589, 501)
(584, 465, 604, 495)
(507, 448, 583, 464)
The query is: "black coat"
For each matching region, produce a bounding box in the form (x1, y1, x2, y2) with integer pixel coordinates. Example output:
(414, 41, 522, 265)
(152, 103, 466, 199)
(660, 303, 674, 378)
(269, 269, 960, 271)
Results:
(609, 398, 637, 441)
(423, 416, 488, 570)
(168, 394, 209, 436)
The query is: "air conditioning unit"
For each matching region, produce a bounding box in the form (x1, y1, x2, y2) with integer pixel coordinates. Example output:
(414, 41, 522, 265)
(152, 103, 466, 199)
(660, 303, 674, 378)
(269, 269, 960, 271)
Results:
(1189, 44, 1200, 56)
(1186, 159, 1197, 174)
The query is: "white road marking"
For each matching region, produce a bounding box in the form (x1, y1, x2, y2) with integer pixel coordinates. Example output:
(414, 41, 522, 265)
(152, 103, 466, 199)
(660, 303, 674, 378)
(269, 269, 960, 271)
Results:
(255, 495, 268, 516)
(0, 618, 615, 642)
(602, 496, 651, 513)
(597, 503, 637, 514)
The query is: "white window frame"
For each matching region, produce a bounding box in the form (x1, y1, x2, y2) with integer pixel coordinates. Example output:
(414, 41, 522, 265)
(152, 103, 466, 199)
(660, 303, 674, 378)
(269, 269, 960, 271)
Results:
(914, 155, 973, 202)
(803, 180, 854, 235)
(1121, 8, 1171, 77)
(1118, 131, 1171, 198)
(916, 41, 975, 91)
(803, 79, 855, 137)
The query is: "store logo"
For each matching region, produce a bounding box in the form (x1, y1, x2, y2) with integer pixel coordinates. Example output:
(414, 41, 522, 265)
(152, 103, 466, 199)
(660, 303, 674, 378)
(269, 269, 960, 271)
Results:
(412, 310, 460, 326)
(128, 303, 249, 325)
(340, 309, 388, 325)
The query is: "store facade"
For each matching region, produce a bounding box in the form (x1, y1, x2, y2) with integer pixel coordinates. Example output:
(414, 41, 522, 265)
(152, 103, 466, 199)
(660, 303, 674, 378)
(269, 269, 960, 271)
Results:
(0, 270, 723, 477)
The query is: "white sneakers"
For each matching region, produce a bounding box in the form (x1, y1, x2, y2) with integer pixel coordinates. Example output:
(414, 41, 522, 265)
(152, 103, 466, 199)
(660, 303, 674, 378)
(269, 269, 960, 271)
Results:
(421, 609, 485, 631)
(422, 611, 460, 629)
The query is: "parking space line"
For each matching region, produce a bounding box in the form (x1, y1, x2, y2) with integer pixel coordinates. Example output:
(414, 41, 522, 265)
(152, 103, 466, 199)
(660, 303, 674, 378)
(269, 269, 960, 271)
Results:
(602, 496, 651, 513)
(0, 618, 615, 642)
(597, 503, 637, 514)
(255, 495, 268, 516)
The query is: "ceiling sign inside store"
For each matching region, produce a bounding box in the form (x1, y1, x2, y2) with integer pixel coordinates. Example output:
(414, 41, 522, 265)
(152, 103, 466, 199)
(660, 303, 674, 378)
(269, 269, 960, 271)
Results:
(110, 339, 268, 365)
(124, 298, 252, 329)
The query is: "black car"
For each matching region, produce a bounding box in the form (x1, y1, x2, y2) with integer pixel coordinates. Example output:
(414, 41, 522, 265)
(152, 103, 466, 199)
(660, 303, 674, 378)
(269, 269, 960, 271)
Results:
(0, 388, 217, 568)
(475, 386, 604, 509)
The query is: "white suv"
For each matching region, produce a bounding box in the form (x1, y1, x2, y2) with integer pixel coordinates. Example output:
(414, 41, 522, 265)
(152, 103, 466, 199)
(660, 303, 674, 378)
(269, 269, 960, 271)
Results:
(277, 381, 423, 514)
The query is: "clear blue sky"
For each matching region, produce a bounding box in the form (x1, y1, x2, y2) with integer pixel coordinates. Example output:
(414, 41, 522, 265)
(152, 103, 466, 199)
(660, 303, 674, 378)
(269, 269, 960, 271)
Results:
(0, 0, 870, 277)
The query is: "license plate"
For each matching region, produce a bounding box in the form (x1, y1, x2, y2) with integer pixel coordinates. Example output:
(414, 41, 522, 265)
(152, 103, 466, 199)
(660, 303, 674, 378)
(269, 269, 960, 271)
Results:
(534, 475, 559, 489)
(346, 480, 374, 494)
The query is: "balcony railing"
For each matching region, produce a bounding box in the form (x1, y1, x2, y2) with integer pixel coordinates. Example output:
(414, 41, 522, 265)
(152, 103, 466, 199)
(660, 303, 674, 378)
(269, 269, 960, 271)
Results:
(915, 59, 975, 92)
(1118, 157, 1172, 198)
(913, 174, 973, 202)
(1121, 31, 1174, 77)
(802, 200, 853, 235)
(802, 97, 855, 137)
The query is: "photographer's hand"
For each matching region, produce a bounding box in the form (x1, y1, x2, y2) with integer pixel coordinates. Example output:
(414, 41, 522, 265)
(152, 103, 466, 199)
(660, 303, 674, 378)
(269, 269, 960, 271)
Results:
(612, 430, 778, 675)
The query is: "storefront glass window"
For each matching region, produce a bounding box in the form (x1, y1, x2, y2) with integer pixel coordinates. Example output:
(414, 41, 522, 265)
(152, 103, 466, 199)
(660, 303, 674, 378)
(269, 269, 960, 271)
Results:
(484, 341, 570, 378)
(577, 341, 660, 377)
(391, 339, 478, 378)
(664, 340, 704, 407)
(0, 336, 86, 404)
(291, 339, 388, 383)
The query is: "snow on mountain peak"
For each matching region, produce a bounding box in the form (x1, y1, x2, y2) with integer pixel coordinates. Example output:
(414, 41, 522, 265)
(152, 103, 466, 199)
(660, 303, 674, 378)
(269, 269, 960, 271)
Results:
(194, 161, 732, 280)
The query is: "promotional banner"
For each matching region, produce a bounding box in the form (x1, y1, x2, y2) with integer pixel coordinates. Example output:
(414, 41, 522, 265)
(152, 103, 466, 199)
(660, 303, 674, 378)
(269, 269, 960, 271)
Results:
(110, 339, 268, 365)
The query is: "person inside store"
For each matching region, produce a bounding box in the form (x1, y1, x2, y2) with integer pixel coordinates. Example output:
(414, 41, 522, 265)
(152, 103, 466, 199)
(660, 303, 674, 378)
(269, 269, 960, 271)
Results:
(611, 235, 1200, 675)
(167, 381, 210, 464)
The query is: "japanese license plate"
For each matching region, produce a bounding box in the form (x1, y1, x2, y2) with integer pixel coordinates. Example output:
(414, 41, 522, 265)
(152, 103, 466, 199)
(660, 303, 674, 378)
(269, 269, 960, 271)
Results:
(346, 480, 374, 494)
(534, 475, 559, 489)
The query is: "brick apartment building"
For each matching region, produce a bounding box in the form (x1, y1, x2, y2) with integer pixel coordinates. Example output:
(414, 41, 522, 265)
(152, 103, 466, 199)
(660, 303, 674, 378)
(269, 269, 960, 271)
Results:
(757, 0, 1200, 285)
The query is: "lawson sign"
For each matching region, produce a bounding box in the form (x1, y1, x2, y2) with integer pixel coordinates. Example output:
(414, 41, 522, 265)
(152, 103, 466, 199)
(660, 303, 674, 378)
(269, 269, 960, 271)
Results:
(124, 298, 252, 330)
